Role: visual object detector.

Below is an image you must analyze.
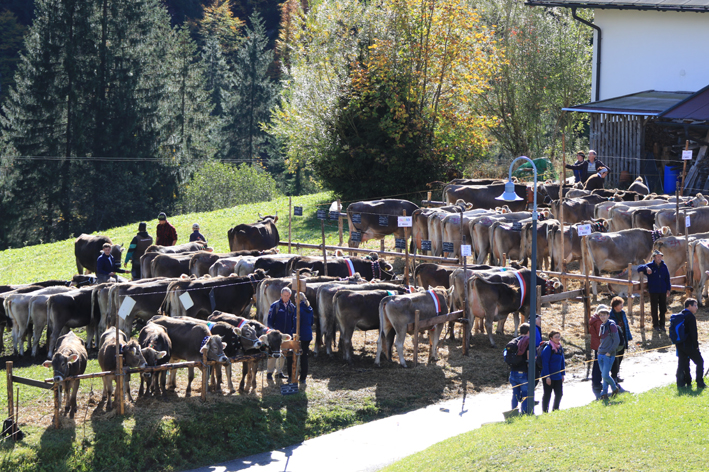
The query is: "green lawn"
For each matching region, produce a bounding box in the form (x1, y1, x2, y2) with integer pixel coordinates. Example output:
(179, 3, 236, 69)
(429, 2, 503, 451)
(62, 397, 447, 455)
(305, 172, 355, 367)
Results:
(383, 385, 709, 472)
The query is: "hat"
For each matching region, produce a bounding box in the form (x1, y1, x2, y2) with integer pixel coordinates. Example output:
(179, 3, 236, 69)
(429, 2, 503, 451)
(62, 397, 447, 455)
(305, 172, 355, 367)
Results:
(577, 151, 585, 158)
(158, 212, 167, 221)
(653, 249, 663, 256)
(102, 243, 111, 249)
(192, 223, 200, 230)
(536, 315, 542, 320)
(138, 222, 147, 231)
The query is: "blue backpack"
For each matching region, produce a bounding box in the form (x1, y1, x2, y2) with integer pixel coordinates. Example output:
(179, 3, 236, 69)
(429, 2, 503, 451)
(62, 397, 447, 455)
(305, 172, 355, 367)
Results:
(669, 312, 687, 345)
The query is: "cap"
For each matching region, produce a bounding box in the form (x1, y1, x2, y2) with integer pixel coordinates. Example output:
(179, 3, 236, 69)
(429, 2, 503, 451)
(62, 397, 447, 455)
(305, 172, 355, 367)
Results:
(653, 249, 663, 256)
(158, 212, 167, 220)
(102, 242, 111, 249)
(577, 151, 585, 158)
(192, 223, 200, 230)
(138, 222, 147, 231)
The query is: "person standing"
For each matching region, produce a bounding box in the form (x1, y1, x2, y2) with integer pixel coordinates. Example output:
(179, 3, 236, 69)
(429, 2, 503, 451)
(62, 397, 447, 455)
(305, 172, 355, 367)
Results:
(673, 298, 706, 389)
(124, 222, 153, 280)
(189, 223, 207, 243)
(598, 308, 620, 400)
(637, 250, 671, 332)
(96, 243, 127, 283)
(540, 330, 565, 412)
(610, 297, 632, 390)
(589, 304, 608, 400)
(267, 287, 295, 380)
(286, 292, 314, 386)
(508, 323, 531, 414)
(565, 150, 609, 184)
(156, 212, 177, 246)
(566, 152, 586, 184)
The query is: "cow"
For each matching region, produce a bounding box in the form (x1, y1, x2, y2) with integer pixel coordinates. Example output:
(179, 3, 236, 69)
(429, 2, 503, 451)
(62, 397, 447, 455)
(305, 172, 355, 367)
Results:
(254, 276, 342, 325)
(551, 195, 606, 225)
(448, 265, 496, 338)
(97, 329, 149, 410)
(148, 315, 229, 395)
(443, 183, 527, 211)
(414, 264, 455, 290)
(107, 278, 173, 336)
(286, 255, 394, 281)
(441, 209, 494, 257)
(227, 214, 280, 252)
(688, 239, 709, 305)
(656, 202, 709, 235)
(138, 323, 171, 397)
(42, 331, 87, 418)
(346, 199, 420, 248)
(91, 282, 115, 340)
(252, 254, 300, 277)
(189, 249, 277, 277)
(654, 232, 709, 278)
(375, 287, 451, 368)
(583, 227, 668, 299)
(519, 219, 558, 270)
(27, 286, 77, 357)
(490, 221, 525, 265)
(141, 249, 202, 279)
(547, 219, 610, 272)
(74, 234, 123, 275)
(468, 268, 561, 346)
(145, 241, 207, 254)
(628, 177, 650, 195)
(160, 270, 268, 319)
(470, 212, 531, 264)
(208, 257, 243, 277)
(150, 253, 194, 278)
(47, 287, 98, 358)
(5, 286, 74, 356)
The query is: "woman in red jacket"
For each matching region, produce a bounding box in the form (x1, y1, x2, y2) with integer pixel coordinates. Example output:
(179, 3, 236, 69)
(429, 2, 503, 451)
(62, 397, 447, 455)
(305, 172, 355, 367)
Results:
(589, 304, 607, 400)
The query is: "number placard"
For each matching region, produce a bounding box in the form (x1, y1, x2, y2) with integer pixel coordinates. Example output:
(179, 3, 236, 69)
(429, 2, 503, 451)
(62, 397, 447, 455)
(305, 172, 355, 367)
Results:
(316, 209, 327, 220)
(118, 296, 136, 320)
(577, 224, 592, 236)
(461, 245, 472, 257)
(682, 150, 693, 160)
(179, 292, 194, 310)
(421, 240, 432, 251)
(442, 242, 455, 253)
(351, 213, 362, 224)
(395, 238, 406, 250)
(378, 215, 389, 226)
(686, 215, 691, 228)
(293, 206, 303, 216)
(329, 211, 340, 220)
(398, 216, 412, 227)
(350, 231, 362, 242)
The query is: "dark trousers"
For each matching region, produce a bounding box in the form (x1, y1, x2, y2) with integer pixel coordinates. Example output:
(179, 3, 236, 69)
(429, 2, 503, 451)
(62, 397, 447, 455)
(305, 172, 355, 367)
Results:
(676, 344, 705, 387)
(592, 350, 602, 398)
(542, 379, 563, 412)
(649, 292, 667, 329)
(286, 339, 310, 383)
(612, 348, 624, 383)
(131, 264, 141, 280)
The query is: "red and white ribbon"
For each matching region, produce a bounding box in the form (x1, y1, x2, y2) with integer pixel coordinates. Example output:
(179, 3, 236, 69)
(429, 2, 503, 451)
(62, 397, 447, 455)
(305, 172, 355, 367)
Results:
(512, 270, 527, 310)
(344, 258, 355, 277)
(237, 318, 248, 329)
(428, 290, 441, 313)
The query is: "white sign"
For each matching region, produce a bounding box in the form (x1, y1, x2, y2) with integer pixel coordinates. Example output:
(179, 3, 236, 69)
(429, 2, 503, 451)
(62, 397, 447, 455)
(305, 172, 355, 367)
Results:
(577, 224, 592, 236)
(686, 215, 691, 228)
(179, 292, 194, 310)
(461, 245, 472, 256)
(117, 296, 136, 320)
(397, 216, 412, 227)
(682, 150, 693, 160)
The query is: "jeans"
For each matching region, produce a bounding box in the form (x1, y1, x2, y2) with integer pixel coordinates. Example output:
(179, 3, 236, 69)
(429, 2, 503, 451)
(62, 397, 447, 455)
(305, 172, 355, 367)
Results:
(592, 350, 602, 399)
(649, 292, 667, 329)
(542, 379, 563, 412)
(612, 347, 624, 384)
(509, 371, 529, 413)
(599, 353, 617, 395)
(676, 344, 705, 388)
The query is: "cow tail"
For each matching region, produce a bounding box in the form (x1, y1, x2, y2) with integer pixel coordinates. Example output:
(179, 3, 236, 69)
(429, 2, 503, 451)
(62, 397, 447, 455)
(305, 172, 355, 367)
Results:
(4, 298, 12, 328)
(159, 280, 178, 316)
(91, 286, 98, 328)
(581, 233, 591, 277)
(378, 298, 388, 349)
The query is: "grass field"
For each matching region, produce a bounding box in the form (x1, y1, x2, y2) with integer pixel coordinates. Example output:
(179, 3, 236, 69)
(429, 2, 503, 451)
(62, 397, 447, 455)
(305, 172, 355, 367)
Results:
(383, 384, 709, 472)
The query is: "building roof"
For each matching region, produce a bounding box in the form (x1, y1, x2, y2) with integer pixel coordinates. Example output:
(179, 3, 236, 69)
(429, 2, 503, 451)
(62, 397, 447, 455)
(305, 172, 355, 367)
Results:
(525, 0, 709, 12)
(562, 91, 694, 116)
(659, 84, 709, 121)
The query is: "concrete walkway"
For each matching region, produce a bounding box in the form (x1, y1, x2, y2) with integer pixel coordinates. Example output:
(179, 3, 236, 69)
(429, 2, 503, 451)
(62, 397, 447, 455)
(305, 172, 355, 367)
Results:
(187, 346, 699, 472)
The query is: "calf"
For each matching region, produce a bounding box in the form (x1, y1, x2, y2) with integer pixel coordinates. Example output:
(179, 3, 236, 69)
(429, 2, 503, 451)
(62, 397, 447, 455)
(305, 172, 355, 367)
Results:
(47, 287, 98, 358)
(138, 323, 171, 396)
(42, 331, 87, 418)
(97, 329, 148, 410)
(108, 278, 173, 336)
(27, 286, 75, 357)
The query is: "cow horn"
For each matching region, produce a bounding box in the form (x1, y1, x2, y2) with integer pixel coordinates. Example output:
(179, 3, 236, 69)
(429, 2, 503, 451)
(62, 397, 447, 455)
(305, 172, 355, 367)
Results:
(258, 212, 263, 219)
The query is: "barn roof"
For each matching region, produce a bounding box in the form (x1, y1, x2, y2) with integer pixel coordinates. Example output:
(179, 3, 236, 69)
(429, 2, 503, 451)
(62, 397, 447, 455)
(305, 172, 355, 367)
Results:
(659, 84, 709, 121)
(525, 0, 709, 12)
(562, 90, 694, 116)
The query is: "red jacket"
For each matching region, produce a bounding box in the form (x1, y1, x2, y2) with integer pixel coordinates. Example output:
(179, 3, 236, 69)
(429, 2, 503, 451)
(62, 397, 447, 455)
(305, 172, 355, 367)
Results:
(156, 221, 177, 246)
(589, 314, 602, 351)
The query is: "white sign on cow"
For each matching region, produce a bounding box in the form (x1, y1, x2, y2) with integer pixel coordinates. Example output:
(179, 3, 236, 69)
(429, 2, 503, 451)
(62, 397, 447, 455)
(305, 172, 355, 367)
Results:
(461, 245, 472, 256)
(117, 296, 136, 320)
(577, 224, 592, 236)
(686, 215, 691, 228)
(179, 292, 194, 310)
(398, 216, 412, 227)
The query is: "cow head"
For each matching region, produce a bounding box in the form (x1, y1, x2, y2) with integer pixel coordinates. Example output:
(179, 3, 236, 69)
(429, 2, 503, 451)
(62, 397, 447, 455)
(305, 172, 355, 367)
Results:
(110, 244, 124, 268)
(652, 225, 672, 240)
(235, 325, 262, 351)
(122, 339, 148, 370)
(258, 213, 278, 223)
(200, 334, 228, 363)
(140, 347, 167, 378)
(538, 274, 563, 295)
(43, 353, 80, 382)
(259, 330, 291, 358)
(687, 193, 708, 208)
(218, 327, 242, 358)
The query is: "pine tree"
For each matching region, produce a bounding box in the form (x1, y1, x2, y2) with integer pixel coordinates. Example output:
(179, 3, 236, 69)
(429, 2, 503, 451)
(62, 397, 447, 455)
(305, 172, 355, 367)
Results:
(201, 35, 231, 118)
(222, 11, 277, 165)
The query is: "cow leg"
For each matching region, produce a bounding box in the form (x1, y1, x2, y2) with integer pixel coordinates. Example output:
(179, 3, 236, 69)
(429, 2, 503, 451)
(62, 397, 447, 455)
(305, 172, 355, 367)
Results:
(103, 375, 114, 410)
(31, 320, 44, 357)
(393, 329, 408, 368)
(139, 374, 146, 397)
(495, 311, 508, 335)
(159, 370, 167, 396)
(513, 312, 521, 337)
(342, 324, 355, 365)
(487, 311, 496, 347)
(125, 373, 134, 403)
(69, 379, 80, 418)
(225, 363, 235, 393)
(186, 367, 194, 396)
(447, 320, 456, 340)
(239, 363, 247, 392)
(429, 325, 444, 363)
(375, 331, 384, 366)
(250, 362, 258, 392)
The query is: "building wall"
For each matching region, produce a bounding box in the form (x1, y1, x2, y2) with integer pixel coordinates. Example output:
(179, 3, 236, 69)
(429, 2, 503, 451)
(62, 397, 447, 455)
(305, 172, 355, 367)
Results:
(590, 114, 645, 188)
(594, 10, 709, 101)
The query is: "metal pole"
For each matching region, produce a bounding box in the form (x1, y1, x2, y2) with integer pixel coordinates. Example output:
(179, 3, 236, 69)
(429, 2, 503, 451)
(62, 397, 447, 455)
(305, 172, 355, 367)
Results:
(288, 196, 292, 254)
(321, 220, 328, 276)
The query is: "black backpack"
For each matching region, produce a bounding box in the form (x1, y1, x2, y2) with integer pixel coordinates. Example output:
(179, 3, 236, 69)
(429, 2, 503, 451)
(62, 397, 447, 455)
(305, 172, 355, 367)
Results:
(669, 312, 688, 345)
(503, 336, 526, 370)
(616, 327, 626, 353)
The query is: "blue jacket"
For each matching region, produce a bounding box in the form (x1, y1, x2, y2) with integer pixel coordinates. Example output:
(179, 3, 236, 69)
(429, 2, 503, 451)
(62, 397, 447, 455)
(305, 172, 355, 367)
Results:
(610, 308, 632, 349)
(290, 301, 314, 342)
(96, 253, 115, 277)
(268, 299, 296, 334)
(535, 325, 542, 347)
(637, 260, 671, 294)
(189, 231, 207, 243)
(540, 343, 565, 381)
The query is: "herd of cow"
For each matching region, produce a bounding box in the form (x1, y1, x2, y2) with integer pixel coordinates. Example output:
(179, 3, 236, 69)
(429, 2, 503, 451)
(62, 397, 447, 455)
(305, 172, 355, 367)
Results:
(4, 176, 709, 419)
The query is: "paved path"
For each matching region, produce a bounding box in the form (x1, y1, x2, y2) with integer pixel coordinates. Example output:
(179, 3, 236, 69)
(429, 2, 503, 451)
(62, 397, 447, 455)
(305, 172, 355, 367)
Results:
(187, 347, 698, 472)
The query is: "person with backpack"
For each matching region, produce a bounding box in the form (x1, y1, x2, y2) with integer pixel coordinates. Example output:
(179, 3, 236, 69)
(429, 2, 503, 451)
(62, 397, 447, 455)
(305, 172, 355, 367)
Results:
(610, 297, 632, 390)
(598, 308, 620, 400)
(505, 323, 532, 414)
(637, 250, 671, 332)
(589, 304, 609, 400)
(539, 330, 565, 412)
(671, 298, 706, 389)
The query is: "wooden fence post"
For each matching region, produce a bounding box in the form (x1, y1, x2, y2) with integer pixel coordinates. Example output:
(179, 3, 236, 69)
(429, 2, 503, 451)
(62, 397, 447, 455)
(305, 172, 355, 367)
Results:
(288, 196, 292, 254)
(338, 199, 344, 247)
(321, 220, 328, 276)
(413, 310, 420, 367)
(502, 253, 507, 268)
(201, 350, 208, 402)
(53, 382, 60, 429)
(676, 190, 680, 235)
(626, 262, 634, 324)
(404, 210, 410, 286)
(115, 318, 124, 415)
(582, 236, 591, 362)
(536, 286, 542, 320)
(639, 276, 646, 332)
(6, 362, 16, 438)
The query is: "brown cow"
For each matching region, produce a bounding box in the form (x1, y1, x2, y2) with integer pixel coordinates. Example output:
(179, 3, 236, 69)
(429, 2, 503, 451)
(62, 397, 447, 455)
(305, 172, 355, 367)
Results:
(97, 329, 149, 410)
(138, 323, 171, 397)
(346, 200, 419, 248)
(46, 287, 99, 358)
(74, 234, 123, 275)
(151, 253, 194, 278)
(444, 183, 527, 211)
(42, 331, 87, 418)
(189, 249, 276, 277)
(227, 215, 280, 252)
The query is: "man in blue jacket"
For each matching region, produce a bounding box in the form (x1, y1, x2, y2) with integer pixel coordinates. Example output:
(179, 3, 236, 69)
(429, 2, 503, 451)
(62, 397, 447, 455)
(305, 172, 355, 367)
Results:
(96, 243, 127, 283)
(675, 298, 706, 389)
(637, 250, 671, 332)
(267, 287, 296, 380)
(287, 292, 314, 386)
